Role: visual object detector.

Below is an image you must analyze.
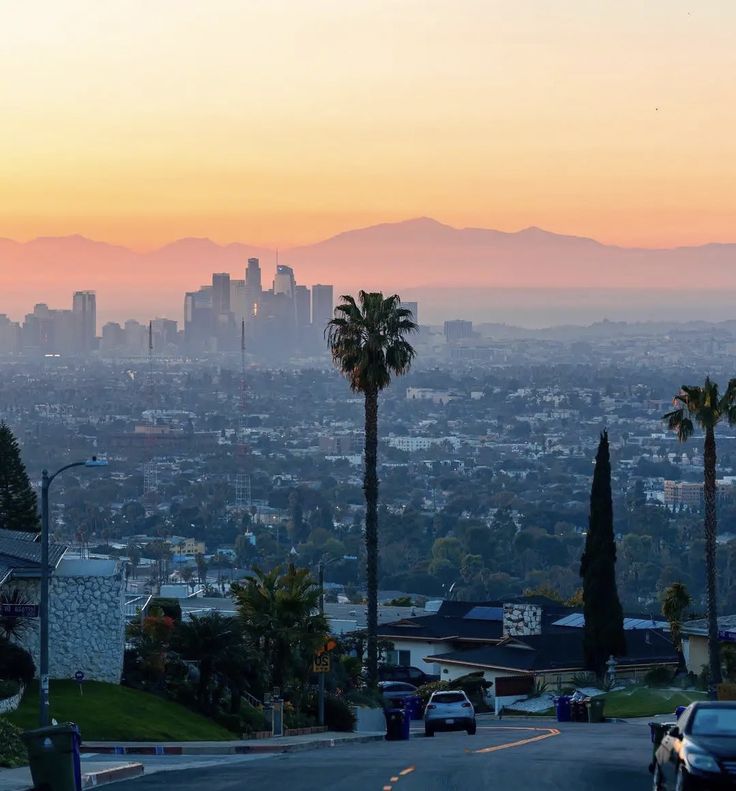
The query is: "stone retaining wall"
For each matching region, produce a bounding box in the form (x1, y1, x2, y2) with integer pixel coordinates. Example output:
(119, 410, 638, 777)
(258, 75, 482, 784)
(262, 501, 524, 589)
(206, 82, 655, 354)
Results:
(0, 684, 24, 714)
(2, 562, 125, 683)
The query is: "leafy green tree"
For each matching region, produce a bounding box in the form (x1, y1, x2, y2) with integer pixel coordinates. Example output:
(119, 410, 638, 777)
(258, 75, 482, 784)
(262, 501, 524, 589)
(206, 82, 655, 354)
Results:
(580, 431, 626, 675)
(327, 292, 417, 685)
(664, 377, 736, 695)
(0, 422, 39, 533)
(171, 612, 238, 712)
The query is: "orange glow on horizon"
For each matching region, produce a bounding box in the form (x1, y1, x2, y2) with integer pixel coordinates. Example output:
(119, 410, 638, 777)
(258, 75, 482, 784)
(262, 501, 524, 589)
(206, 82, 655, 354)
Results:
(0, 1, 734, 251)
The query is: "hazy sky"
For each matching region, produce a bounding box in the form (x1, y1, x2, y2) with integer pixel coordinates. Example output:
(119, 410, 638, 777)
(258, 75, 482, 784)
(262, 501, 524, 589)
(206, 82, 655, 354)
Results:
(2, 1, 734, 249)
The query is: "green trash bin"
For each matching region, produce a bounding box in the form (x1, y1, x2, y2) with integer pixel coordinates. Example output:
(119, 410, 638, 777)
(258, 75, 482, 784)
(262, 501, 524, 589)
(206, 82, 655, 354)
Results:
(22, 723, 82, 791)
(586, 698, 605, 723)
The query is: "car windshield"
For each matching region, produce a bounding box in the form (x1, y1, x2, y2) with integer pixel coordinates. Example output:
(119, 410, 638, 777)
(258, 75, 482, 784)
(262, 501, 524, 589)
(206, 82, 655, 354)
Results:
(433, 693, 465, 704)
(691, 708, 736, 736)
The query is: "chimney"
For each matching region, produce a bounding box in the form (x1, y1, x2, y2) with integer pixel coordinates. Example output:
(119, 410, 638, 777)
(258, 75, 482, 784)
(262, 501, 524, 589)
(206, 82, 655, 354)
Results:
(503, 603, 543, 637)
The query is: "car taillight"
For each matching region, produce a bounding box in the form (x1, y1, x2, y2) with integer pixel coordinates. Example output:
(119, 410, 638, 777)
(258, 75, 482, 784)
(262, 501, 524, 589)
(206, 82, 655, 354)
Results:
(426, 704, 436, 710)
(461, 702, 471, 708)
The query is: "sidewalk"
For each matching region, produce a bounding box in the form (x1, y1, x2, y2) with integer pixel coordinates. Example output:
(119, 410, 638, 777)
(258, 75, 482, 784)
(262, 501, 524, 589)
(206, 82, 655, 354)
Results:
(82, 730, 385, 756)
(0, 761, 143, 791)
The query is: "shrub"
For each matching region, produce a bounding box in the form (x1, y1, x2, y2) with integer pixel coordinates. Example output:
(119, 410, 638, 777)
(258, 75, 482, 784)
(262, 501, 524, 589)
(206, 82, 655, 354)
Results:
(323, 694, 356, 732)
(344, 688, 383, 708)
(644, 667, 674, 687)
(416, 680, 451, 705)
(0, 679, 20, 700)
(239, 703, 269, 734)
(0, 718, 26, 768)
(718, 682, 736, 701)
(149, 598, 182, 621)
(0, 640, 35, 685)
(571, 672, 597, 689)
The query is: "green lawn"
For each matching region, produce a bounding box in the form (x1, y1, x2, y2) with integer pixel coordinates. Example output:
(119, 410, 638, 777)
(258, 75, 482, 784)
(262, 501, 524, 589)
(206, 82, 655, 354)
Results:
(6, 681, 235, 742)
(595, 686, 708, 718)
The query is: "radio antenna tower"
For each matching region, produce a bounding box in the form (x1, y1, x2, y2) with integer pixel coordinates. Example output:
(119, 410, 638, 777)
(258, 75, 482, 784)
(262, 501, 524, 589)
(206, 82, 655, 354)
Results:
(143, 320, 159, 497)
(234, 319, 251, 510)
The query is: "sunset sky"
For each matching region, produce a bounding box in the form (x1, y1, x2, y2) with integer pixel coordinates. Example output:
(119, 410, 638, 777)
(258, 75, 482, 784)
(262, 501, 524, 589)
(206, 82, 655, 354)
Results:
(2, 0, 735, 250)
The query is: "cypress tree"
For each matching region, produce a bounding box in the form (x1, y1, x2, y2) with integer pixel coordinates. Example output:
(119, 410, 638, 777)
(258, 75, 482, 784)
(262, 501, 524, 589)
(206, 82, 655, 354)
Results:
(580, 430, 626, 674)
(0, 422, 40, 533)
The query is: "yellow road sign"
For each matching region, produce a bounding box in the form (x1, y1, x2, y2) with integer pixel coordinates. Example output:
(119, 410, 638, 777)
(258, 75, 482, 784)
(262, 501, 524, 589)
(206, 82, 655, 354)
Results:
(313, 653, 330, 673)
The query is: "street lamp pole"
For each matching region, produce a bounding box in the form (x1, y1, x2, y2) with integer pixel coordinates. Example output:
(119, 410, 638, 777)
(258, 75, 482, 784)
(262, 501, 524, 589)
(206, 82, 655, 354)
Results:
(39, 457, 108, 727)
(318, 560, 325, 727)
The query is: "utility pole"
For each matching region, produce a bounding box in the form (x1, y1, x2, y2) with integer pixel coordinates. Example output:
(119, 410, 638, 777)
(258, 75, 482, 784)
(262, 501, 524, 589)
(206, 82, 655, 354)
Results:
(39, 470, 51, 728)
(318, 560, 325, 727)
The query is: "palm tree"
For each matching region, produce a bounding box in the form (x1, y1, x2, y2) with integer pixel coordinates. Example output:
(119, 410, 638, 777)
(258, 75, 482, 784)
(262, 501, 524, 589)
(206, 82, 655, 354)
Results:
(327, 292, 417, 685)
(664, 377, 736, 696)
(661, 581, 692, 661)
(232, 565, 327, 704)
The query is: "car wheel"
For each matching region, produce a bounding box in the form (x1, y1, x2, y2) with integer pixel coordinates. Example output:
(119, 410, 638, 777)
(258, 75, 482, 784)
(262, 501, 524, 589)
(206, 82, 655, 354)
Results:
(467, 722, 477, 736)
(675, 765, 692, 791)
(425, 726, 434, 737)
(651, 763, 663, 790)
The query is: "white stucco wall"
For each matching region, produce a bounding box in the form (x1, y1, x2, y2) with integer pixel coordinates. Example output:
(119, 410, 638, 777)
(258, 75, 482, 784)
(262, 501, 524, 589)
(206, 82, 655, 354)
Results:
(2, 558, 125, 683)
(388, 639, 454, 675)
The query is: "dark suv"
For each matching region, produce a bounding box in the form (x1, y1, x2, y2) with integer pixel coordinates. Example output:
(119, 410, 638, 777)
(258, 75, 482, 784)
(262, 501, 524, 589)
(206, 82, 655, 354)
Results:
(378, 665, 439, 686)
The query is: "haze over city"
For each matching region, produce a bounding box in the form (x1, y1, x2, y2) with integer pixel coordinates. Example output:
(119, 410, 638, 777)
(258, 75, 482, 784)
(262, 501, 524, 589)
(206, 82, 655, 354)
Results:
(3, 4, 736, 790)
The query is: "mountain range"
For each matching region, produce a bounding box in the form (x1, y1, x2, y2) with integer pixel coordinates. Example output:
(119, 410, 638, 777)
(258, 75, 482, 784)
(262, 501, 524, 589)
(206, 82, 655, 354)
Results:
(1, 218, 735, 325)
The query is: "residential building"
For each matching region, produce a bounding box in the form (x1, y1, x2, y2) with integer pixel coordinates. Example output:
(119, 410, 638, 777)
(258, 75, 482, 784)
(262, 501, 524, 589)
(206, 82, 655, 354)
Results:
(444, 320, 473, 342)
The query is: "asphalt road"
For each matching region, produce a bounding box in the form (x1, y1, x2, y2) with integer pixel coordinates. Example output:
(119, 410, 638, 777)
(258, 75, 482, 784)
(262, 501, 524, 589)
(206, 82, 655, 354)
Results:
(110, 718, 655, 791)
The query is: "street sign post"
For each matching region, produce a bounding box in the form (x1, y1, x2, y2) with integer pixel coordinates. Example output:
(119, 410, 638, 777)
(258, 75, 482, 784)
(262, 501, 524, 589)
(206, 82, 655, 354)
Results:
(313, 653, 330, 673)
(0, 603, 39, 618)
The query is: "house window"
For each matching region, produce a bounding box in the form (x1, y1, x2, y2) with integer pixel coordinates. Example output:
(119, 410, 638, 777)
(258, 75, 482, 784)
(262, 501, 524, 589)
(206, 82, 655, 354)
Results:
(386, 649, 411, 666)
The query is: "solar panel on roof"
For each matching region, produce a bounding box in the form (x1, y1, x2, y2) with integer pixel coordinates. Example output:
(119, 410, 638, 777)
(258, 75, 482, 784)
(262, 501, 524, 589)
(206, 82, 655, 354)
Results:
(463, 606, 503, 621)
(551, 613, 585, 628)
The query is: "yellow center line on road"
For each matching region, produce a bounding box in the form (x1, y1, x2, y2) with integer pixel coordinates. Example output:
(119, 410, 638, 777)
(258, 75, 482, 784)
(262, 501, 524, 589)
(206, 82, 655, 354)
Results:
(381, 727, 560, 789)
(474, 726, 561, 754)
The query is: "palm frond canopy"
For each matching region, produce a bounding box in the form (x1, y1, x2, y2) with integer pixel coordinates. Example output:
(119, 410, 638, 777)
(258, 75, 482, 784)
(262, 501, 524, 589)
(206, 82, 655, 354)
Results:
(663, 376, 736, 439)
(326, 291, 418, 393)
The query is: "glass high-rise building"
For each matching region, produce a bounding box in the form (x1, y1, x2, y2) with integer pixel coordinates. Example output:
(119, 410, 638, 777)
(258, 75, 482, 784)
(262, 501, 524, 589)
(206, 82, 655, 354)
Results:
(211, 273, 231, 315)
(245, 258, 262, 319)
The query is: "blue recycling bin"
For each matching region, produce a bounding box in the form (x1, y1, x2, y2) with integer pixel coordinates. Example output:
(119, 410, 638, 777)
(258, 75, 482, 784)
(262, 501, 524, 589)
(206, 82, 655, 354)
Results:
(403, 695, 423, 720)
(555, 695, 571, 723)
(385, 706, 411, 740)
(675, 705, 687, 719)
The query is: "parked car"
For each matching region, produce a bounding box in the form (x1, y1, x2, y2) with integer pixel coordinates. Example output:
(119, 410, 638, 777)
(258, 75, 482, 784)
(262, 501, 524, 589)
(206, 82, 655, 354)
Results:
(378, 665, 439, 686)
(652, 701, 736, 789)
(424, 690, 476, 737)
(379, 681, 419, 705)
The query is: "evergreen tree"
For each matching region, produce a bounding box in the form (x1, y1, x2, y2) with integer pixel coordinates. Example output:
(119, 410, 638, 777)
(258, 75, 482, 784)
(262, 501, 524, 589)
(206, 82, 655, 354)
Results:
(580, 430, 626, 674)
(0, 422, 40, 533)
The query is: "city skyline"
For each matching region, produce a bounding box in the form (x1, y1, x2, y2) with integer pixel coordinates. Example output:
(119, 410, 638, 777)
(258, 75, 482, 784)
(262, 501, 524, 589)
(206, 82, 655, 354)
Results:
(1, 2, 734, 250)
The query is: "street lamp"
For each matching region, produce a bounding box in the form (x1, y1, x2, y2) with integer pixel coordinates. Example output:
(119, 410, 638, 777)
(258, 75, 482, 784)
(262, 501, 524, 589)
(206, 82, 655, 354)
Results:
(39, 456, 108, 727)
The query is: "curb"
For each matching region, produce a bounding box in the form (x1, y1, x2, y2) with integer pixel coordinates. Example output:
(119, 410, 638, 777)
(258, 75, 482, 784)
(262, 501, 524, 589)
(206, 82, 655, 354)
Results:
(82, 734, 385, 756)
(82, 763, 144, 788)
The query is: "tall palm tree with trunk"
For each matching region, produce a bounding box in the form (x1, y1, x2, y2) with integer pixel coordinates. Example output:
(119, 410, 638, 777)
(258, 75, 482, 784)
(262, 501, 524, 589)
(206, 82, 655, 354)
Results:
(327, 292, 417, 685)
(664, 377, 736, 697)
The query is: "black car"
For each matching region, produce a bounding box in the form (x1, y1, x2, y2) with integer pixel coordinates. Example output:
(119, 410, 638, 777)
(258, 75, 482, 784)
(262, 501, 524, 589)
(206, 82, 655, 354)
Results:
(652, 701, 736, 789)
(378, 665, 439, 686)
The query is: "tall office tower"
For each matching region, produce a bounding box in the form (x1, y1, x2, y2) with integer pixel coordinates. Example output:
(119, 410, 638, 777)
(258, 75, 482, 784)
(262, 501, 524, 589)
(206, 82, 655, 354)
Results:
(211, 273, 231, 315)
(184, 288, 214, 350)
(273, 265, 296, 298)
(100, 322, 125, 354)
(72, 290, 96, 352)
(230, 279, 246, 325)
(401, 301, 419, 324)
(245, 258, 262, 319)
(443, 319, 473, 342)
(295, 285, 311, 327)
(311, 284, 334, 329)
(150, 318, 178, 348)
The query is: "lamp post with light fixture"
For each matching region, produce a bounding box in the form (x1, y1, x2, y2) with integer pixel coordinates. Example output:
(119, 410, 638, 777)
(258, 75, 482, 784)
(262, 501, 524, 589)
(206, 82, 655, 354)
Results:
(39, 456, 108, 727)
